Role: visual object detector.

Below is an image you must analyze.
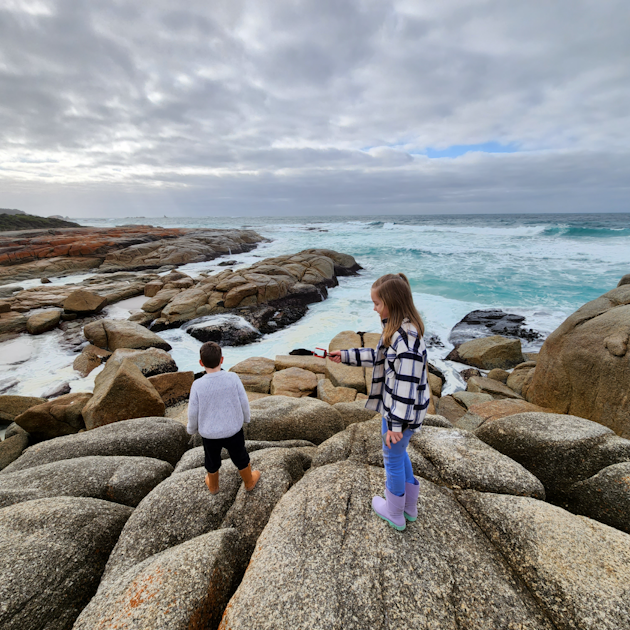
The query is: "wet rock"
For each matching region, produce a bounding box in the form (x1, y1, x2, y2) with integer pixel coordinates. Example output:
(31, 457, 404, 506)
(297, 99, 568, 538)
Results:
(26, 308, 61, 334)
(73, 529, 241, 630)
(447, 335, 525, 370)
(0, 395, 46, 423)
(458, 490, 630, 630)
(84, 318, 172, 352)
(141, 287, 180, 312)
(0, 455, 173, 508)
(567, 462, 630, 534)
(527, 285, 630, 438)
(2, 417, 188, 473)
(14, 392, 91, 440)
(449, 309, 542, 346)
(0, 300, 11, 313)
(475, 412, 630, 499)
(100, 464, 242, 586)
(245, 396, 344, 445)
(41, 381, 72, 399)
(186, 315, 261, 346)
(143, 279, 164, 297)
(271, 367, 318, 397)
(72, 343, 112, 377)
(0, 311, 27, 334)
(62, 289, 107, 314)
(467, 375, 523, 399)
(459, 367, 481, 381)
(147, 370, 194, 406)
(102, 347, 178, 378)
(220, 461, 554, 630)
(317, 378, 357, 405)
(617, 273, 630, 287)
(82, 359, 165, 430)
(0, 497, 132, 630)
(0, 378, 18, 395)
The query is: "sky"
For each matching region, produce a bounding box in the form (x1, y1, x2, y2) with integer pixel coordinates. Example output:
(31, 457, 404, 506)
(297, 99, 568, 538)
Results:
(0, 0, 629, 218)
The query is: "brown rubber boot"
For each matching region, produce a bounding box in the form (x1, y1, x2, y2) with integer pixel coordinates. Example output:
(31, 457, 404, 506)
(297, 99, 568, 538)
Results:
(239, 463, 261, 491)
(205, 471, 219, 495)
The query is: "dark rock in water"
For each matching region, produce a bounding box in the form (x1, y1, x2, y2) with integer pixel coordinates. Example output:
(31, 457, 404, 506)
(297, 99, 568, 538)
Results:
(218, 259, 238, 266)
(460, 368, 482, 381)
(247, 303, 309, 335)
(0, 286, 23, 299)
(41, 382, 71, 399)
(450, 309, 542, 346)
(0, 378, 18, 395)
(290, 348, 316, 356)
(186, 317, 262, 346)
(425, 334, 444, 348)
(0, 497, 132, 630)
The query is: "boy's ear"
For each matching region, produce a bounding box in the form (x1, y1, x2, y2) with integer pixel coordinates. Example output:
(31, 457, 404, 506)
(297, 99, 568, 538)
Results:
(220, 357, 224, 364)
(199, 359, 205, 368)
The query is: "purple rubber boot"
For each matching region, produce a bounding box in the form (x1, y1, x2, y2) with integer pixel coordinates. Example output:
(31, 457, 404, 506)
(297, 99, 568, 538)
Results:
(404, 480, 420, 522)
(372, 488, 406, 531)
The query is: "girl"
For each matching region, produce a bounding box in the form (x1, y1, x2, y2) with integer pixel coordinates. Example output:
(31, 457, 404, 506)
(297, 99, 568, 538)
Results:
(329, 273, 429, 531)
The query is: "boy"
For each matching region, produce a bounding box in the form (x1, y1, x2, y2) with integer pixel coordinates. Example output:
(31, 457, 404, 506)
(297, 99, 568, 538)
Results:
(187, 341, 261, 494)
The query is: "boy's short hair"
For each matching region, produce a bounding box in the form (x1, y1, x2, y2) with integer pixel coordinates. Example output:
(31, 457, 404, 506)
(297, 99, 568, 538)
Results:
(200, 341, 222, 368)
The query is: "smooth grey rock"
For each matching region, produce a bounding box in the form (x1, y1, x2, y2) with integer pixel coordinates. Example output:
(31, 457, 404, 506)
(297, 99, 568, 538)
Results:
(73, 529, 241, 630)
(100, 463, 242, 586)
(475, 412, 630, 498)
(0, 455, 172, 508)
(83, 318, 171, 352)
(423, 413, 454, 428)
(99, 347, 178, 377)
(220, 461, 554, 630)
(452, 391, 494, 409)
(174, 439, 316, 474)
(332, 401, 380, 428)
(568, 462, 630, 534)
(245, 395, 344, 445)
(415, 427, 545, 498)
(220, 447, 312, 570)
(2, 417, 188, 474)
(458, 490, 630, 630)
(0, 497, 132, 630)
(311, 418, 441, 484)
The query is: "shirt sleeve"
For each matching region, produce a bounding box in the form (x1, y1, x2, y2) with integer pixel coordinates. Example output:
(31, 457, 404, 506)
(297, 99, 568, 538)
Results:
(187, 385, 199, 435)
(385, 333, 427, 432)
(235, 375, 251, 423)
(340, 347, 377, 367)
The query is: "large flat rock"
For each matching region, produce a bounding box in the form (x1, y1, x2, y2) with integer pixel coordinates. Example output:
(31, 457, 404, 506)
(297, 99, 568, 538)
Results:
(219, 461, 554, 630)
(2, 417, 188, 473)
(459, 490, 630, 630)
(0, 497, 132, 630)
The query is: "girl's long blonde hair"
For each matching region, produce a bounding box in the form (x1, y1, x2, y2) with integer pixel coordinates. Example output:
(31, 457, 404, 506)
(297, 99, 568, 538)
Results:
(373, 273, 425, 346)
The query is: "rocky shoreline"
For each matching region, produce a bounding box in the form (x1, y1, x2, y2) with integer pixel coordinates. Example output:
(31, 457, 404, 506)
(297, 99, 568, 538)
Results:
(0, 230, 629, 629)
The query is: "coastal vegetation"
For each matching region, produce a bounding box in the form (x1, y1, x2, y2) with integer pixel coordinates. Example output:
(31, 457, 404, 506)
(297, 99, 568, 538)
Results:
(0, 210, 80, 231)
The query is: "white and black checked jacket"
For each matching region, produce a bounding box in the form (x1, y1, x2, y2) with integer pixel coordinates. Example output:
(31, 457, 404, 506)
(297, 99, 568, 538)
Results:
(340, 319, 429, 433)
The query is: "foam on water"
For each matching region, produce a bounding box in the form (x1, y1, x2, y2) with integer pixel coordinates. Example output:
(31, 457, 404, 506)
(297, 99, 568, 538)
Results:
(4, 212, 628, 398)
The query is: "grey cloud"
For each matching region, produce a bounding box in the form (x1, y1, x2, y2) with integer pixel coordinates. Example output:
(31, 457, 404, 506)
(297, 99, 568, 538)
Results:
(0, 0, 628, 216)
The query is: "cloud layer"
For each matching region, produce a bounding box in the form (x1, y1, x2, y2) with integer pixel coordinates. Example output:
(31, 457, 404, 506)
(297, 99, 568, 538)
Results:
(1, 0, 629, 216)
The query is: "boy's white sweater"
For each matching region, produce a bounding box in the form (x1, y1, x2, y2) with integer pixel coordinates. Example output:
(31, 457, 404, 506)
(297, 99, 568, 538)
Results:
(187, 371, 251, 440)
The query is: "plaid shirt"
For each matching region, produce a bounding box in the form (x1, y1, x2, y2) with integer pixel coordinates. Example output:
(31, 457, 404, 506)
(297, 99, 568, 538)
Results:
(340, 319, 429, 432)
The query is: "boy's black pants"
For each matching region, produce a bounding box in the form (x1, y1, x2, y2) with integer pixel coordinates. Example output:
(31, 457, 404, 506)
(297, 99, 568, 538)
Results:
(202, 429, 250, 474)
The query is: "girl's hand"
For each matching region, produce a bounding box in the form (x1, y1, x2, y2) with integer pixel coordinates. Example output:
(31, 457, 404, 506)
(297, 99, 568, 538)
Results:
(385, 430, 403, 448)
(328, 350, 342, 364)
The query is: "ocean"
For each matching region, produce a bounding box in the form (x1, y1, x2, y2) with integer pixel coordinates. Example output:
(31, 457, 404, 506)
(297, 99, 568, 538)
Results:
(1, 213, 629, 398)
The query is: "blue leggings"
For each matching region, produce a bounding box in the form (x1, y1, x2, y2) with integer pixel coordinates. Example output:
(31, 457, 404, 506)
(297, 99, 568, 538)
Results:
(381, 417, 416, 496)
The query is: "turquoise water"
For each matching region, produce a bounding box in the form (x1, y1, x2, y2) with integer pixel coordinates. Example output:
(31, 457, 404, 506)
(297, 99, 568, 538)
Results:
(2, 212, 629, 397)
